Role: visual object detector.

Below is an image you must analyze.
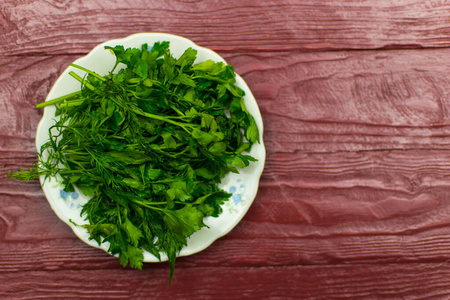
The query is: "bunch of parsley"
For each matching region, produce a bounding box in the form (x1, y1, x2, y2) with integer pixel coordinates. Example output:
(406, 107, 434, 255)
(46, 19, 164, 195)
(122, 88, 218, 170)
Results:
(8, 41, 259, 283)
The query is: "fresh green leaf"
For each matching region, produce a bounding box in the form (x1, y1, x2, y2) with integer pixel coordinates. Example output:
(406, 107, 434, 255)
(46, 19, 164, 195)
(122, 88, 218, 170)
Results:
(246, 113, 260, 143)
(176, 47, 198, 68)
(133, 59, 149, 79)
(122, 178, 145, 190)
(122, 217, 144, 247)
(163, 205, 203, 241)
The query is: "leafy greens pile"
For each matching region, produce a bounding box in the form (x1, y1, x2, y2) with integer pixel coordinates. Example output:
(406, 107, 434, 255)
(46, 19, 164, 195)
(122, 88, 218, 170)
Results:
(8, 41, 259, 283)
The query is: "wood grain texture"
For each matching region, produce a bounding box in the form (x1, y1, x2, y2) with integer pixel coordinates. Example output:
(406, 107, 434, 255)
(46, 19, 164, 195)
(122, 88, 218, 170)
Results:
(2, 264, 450, 299)
(1, 0, 450, 55)
(2, 48, 450, 285)
(2, 1, 450, 298)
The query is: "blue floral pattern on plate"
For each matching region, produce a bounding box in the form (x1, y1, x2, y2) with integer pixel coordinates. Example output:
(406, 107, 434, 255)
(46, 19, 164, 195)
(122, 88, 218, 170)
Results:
(225, 178, 246, 213)
(52, 181, 82, 209)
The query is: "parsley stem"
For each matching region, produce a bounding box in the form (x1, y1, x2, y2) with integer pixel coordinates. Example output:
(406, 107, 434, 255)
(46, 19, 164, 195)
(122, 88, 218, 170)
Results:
(69, 63, 106, 82)
(59, 99, 85, 108)
(133, 109, 194, 133)
(69, 71, 95, 91)
(36, 91, 82, 109)
(132, 200, 165, 211)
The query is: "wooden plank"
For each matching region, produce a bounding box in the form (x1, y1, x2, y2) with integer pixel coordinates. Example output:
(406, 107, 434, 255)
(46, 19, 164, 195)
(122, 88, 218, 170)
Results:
(0, 55, 73, 143)
(2, 49, 450, 271)
(2, 49, 450, 148)
(3, 148, 450, 270)
(1, 0, 450, 55)
(4, 224, 450, 272)
(232, 50, 450, 154)
(2, 263, 450, 299)
(5, 150, 450, 243)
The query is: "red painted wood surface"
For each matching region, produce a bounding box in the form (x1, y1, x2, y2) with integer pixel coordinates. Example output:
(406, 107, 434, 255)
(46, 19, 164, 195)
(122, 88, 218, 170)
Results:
(2, 1, 450, 299)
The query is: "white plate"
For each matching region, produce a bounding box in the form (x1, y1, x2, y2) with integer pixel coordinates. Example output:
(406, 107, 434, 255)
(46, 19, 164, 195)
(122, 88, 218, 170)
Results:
(36, 32, 266, 262)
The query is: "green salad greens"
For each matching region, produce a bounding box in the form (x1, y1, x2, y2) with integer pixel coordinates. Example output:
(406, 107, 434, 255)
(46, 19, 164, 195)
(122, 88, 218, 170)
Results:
(7, 41, 259, 283)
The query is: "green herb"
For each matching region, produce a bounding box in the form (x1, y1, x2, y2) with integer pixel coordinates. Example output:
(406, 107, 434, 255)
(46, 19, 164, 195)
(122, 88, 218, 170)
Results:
(7, 41, 259, 284)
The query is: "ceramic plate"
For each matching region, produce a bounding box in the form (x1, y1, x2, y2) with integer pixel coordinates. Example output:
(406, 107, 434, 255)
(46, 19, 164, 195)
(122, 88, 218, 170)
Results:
(36, 33, 265, 262)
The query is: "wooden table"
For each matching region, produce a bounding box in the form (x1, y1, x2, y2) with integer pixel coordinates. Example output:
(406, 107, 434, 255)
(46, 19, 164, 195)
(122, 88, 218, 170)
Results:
(2, 1, 450, 299)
